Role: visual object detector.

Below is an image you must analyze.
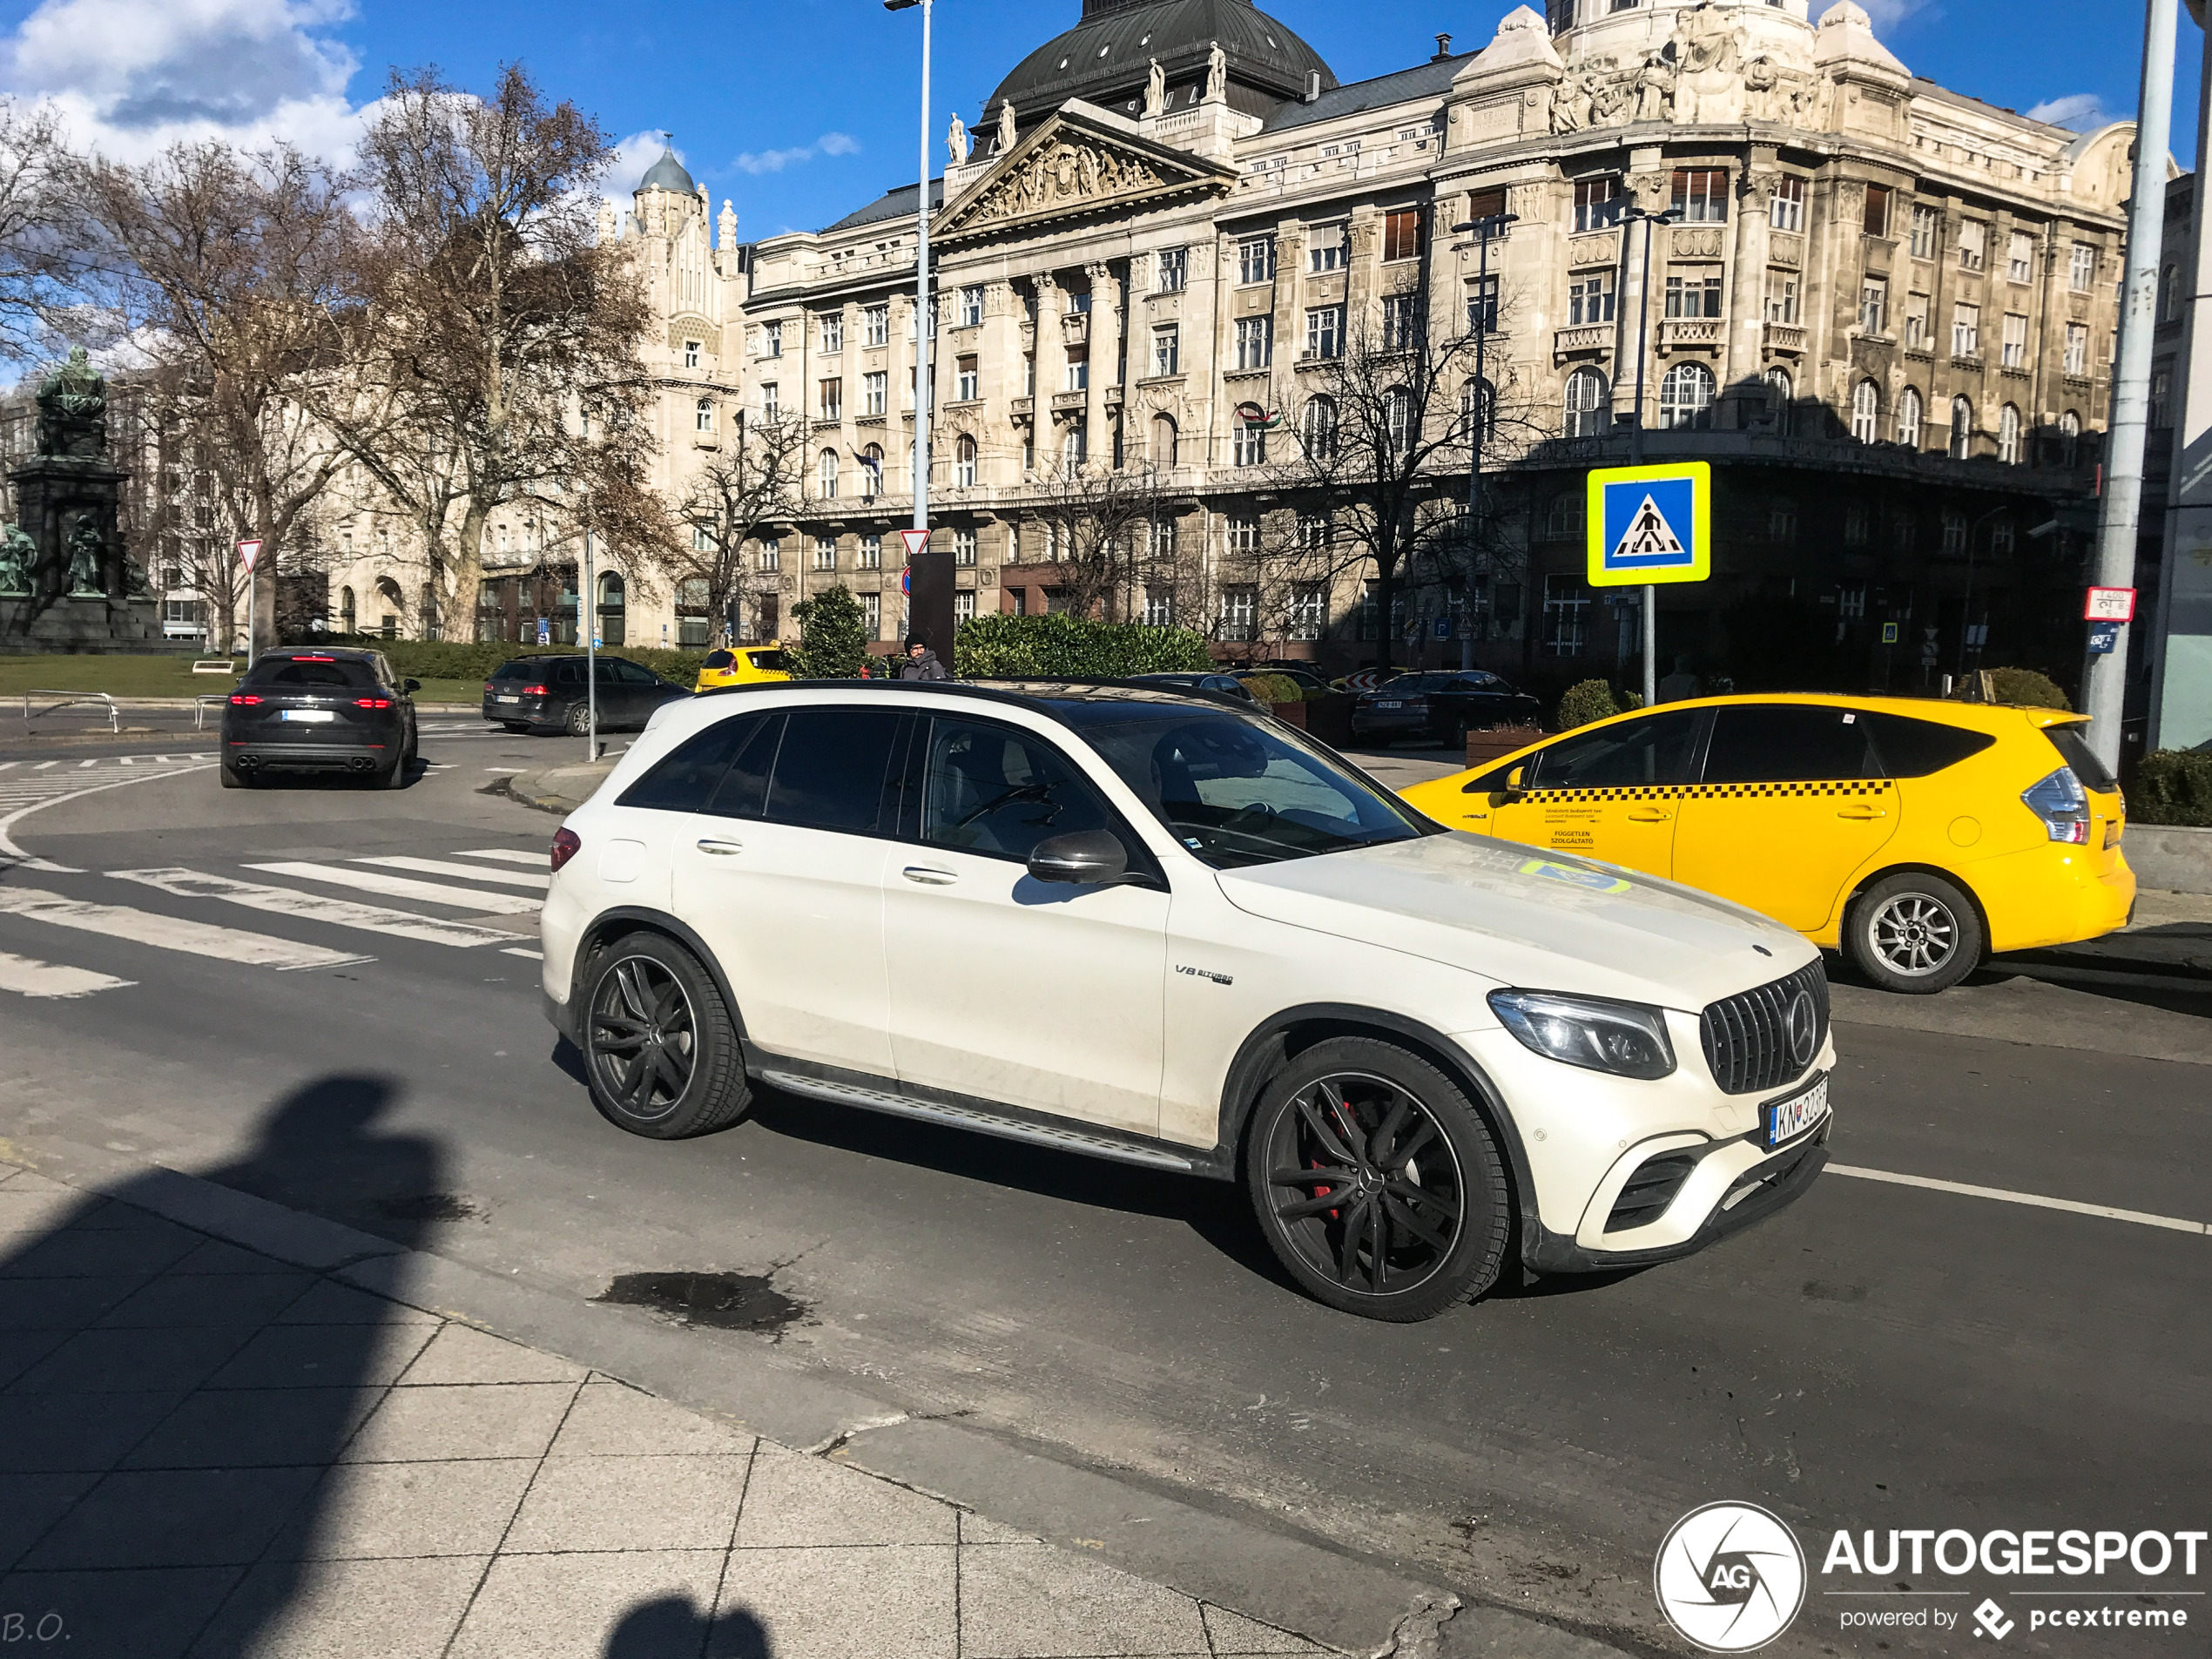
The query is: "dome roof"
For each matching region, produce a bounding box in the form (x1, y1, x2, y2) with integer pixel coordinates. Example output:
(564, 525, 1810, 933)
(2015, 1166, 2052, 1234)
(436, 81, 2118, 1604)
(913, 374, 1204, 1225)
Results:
(985, 0, 1336, 125)
(637, 146, 696, 196)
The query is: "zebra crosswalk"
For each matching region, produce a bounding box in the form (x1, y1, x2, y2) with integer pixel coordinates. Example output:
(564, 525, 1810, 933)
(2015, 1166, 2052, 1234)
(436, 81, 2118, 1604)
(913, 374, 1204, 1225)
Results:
(0, 846, 550, 1001)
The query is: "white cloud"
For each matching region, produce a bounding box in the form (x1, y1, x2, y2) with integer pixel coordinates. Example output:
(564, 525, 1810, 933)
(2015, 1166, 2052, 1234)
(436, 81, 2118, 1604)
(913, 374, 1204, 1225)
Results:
(1816, 0, 1928, 30)
(599, 128, 684, 229)
(732, 132, 860, 175)
(1, 0, 367, 162)
(2026, 92, 2116, 132)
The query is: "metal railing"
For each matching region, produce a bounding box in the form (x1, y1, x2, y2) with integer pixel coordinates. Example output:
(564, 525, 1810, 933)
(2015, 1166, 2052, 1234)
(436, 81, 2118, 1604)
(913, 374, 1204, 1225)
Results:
(21, 691, 118, 733)
(193, 694, 230, 731)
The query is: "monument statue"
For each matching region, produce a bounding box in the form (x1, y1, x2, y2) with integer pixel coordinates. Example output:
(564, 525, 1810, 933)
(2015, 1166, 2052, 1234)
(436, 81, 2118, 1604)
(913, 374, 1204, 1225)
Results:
(0, 525, 33, 596)
(1145, 57, 1167, 118)
(948, 112, 969, 165)
(64, 515, 105, 596)
(1204, 43, 1226, 103)
(995, 99, 1017, 153)
(35, 347, 108, 460)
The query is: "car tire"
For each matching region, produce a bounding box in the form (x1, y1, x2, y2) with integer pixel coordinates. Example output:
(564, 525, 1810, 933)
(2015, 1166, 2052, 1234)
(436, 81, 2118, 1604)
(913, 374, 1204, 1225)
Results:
(1243, 1036, 1511, 1321)
(581, 934, 751, 1140)
(377, 753, 407, 789)
(563, 703, 591, 738)
(219, 760, 250, 789)
(1844, 871, 1984, 994)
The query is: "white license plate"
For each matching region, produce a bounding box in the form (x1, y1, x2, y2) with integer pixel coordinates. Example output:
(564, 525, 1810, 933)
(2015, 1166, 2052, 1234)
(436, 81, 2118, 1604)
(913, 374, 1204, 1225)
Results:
(280, 709, 335, 724)
(1375, 699, 1402, 709)
(496, 695, 521, 704)
(1762, 1076, 1829, 1149)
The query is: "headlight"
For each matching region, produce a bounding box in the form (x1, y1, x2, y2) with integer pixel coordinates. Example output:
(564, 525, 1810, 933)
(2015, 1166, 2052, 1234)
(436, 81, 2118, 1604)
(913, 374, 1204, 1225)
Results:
(1487, 989, 1676, 1080)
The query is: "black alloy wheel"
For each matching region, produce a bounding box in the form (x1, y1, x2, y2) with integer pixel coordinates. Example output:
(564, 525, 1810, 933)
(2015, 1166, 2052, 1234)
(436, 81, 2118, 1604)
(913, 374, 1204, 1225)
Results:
(582, 934, 751, 1139)
(1245, 1037, 1509, 1320)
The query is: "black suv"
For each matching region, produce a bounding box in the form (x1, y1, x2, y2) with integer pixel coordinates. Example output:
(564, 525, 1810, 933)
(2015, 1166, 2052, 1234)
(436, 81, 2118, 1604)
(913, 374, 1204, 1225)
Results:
(1350, 671, 1544, 748)
(484, 655, 692, 735)
(220, 649, 418, 788)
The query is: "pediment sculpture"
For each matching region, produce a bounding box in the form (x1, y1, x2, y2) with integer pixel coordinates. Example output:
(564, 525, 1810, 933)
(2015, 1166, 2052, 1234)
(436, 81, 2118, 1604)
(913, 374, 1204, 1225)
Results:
(1550, 4, 1832, 136)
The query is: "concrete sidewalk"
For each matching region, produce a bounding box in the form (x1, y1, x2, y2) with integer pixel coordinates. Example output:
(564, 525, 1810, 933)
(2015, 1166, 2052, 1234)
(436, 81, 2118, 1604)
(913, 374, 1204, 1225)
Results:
(0, 1157, 1347, 1658)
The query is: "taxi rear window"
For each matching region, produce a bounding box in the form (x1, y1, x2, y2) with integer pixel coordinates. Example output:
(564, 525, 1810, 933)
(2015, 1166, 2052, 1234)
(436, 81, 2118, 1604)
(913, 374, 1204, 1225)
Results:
(1861, 712, 1997, 779)
(702, 650, 735, 669)
(2040, 723, 2118, 793)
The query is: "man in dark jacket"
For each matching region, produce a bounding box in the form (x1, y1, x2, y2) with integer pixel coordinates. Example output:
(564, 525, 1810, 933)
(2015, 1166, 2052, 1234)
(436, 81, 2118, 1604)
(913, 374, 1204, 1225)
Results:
(897, 637, 950, 681)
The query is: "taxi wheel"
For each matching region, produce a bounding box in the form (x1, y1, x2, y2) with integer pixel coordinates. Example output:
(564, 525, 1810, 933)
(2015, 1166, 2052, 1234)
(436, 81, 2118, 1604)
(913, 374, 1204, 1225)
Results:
(1845, 873, 1984, 995)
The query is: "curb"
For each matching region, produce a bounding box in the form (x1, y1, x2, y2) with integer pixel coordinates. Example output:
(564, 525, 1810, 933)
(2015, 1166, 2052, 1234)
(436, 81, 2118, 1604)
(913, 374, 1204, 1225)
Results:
(501, 758, 617, 815)
(0, 1123, 1637, 1659)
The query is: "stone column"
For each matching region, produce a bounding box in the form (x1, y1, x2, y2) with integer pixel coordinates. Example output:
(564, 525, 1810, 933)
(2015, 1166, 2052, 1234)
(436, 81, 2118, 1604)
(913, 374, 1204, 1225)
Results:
(1084, 260, 1116, 466)
(1033, 271, 1066, 468)
(1723, 149, 1777, 426)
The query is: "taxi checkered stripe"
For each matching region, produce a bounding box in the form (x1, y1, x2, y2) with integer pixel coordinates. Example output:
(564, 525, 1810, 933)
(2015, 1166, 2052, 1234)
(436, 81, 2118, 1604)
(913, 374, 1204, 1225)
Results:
(1526, 779, 1895, 803)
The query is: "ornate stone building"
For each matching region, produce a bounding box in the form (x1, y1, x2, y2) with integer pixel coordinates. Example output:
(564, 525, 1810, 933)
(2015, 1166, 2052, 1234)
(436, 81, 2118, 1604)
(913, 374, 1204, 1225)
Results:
(338, 0, 2141, 691)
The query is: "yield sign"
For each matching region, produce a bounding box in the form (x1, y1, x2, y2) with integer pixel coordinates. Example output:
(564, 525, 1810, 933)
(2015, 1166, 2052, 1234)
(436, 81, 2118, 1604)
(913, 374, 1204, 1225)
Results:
(1614, 494, 1686, 564)
(236, 538, 263, 571)
(899, 528, 931, 560)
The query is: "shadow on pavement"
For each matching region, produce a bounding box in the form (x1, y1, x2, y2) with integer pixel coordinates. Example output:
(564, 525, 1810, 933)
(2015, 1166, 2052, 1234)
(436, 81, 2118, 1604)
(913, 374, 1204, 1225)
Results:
(0, 1074, 440, 1657)
(603, 1594, 772, 1657)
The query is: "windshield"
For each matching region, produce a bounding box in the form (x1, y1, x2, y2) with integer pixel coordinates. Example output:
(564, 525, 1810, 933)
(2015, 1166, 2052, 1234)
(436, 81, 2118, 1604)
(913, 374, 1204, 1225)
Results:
(1061, 704, 1435, 869)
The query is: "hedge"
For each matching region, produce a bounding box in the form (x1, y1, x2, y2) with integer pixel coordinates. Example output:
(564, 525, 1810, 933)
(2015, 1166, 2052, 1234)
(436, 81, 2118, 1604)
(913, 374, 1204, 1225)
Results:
(292, 635, 705, 686)
(2128, 749, 2212, 827)
(1985, 667, 2070, 711)
(1556, 678, 1620, 731)
(953, 613, 1213, 679)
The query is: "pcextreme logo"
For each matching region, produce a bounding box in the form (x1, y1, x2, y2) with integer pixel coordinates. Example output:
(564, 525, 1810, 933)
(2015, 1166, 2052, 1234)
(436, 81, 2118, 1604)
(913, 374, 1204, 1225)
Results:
(1655, 1502, 1809, 1653)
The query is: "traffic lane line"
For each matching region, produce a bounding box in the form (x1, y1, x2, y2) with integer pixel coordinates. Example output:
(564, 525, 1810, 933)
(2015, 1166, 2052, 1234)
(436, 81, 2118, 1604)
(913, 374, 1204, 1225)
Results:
(1828, 1163, 2209, 1236)
(351, 854, 549, 890)
(109, 867, 519, 948)
(244, 861, 539, 915)
(0, 759, 217, 872)
(0, 886, 371, 971)
(0, 949, 135, 999)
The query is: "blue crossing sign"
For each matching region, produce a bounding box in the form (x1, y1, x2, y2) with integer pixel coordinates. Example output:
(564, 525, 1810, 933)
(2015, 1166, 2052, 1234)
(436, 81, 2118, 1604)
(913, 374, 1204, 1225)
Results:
(1586, 462, 1711, 587)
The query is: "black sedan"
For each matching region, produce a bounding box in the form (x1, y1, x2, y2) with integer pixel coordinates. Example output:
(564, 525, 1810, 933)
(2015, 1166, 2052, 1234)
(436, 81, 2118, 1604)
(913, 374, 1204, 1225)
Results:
(483, 654, 692, 735)
(1125, 672, 1260, 704)
(1349, 671, 1543, 747)
(220, 648, 418, 788)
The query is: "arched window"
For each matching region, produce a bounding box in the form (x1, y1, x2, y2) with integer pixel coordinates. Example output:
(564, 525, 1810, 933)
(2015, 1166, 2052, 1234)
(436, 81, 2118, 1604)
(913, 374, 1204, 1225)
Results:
(1062, 422, 1086, 474)
(1232, 412, 1267, 467)
(1383, 387, 1413, 454)
(1998, 403, 2021, 464)
(1896, 386, 1924, 448)
(1562, 367, 1608, 437)
(1460, 377, 1497, 442)
(2059, 409, 2081, 467)
(954, 434, 977, 487)
(1949, 396, 1974, 460)
(1764, 367, 1794, 435)
(1300, 396, 1336, 460)
(694, 395, 714, 433)
(1658, 361, 1715, 430)
(597, 571, 626, 647)
(339, 585, 356, 633)
(819, 448, 839, 497)
(860, 443, 884, 498)
(1150, 411, 1178, 465)
(1850, 378, 1880, 443)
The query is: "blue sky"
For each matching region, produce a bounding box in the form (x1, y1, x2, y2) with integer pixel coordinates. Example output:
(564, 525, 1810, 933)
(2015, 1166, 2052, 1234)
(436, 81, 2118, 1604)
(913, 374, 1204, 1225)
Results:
(0, 0, 2195, 239)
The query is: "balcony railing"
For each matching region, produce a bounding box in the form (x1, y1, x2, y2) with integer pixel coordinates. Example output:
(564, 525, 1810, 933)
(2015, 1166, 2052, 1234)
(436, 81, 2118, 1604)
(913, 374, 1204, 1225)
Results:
(1659, 318, 1724, 349)
(1553, 323, 1615, 356)
(1764, 322, 1807, 354)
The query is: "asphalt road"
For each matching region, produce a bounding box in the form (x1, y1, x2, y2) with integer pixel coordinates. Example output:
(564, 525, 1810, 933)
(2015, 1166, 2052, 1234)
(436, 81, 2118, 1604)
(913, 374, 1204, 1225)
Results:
(1, 718, 2205, 1658)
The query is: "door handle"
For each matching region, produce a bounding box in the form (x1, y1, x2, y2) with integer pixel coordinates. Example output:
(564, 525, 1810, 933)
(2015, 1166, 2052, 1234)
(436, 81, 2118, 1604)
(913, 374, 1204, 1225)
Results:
(901, 866, 958, 886)
(1626, 807, 1672, 823)
(1836, 806, 1888, 820)
(695, 838, 744, 855)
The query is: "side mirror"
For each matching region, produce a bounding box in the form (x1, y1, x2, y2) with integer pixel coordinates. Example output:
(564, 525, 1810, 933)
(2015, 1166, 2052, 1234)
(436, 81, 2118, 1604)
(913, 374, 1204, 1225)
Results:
(1502, 764, 1528, 799)
(1028, 829, 1130, 886)
(402, 678, 421, 693)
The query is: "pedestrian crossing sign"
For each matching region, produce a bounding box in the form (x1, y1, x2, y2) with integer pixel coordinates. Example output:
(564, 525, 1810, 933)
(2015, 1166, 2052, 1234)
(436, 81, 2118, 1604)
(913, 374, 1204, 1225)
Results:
(1586, 462, 1710, 587)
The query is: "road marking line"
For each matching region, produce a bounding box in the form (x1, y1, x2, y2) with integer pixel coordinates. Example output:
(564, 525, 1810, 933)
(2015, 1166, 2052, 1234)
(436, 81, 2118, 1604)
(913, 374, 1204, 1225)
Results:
(109, 868, 517, 948)
(1826, 1163, 2209, 1236)
(0, 950, 136, 999)
(0, 759, 218, 873)
(453, 847, 545, 865)
(501, 946, 543, 960)
(353, 854, 548, 890)
(0, 887, 370, 970)
(244, 860, 539, 915)
(32, 761, 55, 770)
(77, 759, 97, 769)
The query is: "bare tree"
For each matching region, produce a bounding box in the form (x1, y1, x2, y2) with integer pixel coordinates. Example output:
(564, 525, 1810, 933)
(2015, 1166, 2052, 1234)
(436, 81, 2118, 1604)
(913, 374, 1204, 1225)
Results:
(338, 64, 664, 641)
(0, 99, 79, 362)
(1019, 454, 1170, 622)
(664, 413, 804, 643)
(76, 141, 362, 652)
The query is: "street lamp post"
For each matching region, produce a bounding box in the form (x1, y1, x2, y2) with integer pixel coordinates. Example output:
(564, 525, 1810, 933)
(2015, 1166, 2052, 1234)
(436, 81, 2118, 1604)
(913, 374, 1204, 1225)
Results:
(1452, 211, 1518, 672)
(1616, 203, 1681, 707)
(886, 0, 954, 668)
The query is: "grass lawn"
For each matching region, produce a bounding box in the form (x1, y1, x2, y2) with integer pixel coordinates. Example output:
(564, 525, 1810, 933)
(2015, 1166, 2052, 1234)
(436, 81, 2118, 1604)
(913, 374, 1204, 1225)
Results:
(1, 657, 481, 707)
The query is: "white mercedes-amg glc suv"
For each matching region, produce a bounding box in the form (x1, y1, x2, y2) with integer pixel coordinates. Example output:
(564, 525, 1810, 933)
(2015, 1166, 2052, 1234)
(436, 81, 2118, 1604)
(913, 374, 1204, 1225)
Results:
(540, 680, 1834, 1321)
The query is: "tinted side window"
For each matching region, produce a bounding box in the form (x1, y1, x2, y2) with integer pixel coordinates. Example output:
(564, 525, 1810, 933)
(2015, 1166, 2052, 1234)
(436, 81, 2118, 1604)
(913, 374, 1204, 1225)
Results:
(705, 714, 784, 819)
(613, 660, 658, 685)
(555, 662, 585, 686)
(702, 651, 735, 669)
(490, 660, 535, 681)
(921, 718, 1119, 862)
(1863, 712, 1997, 779)
(746, 649, 786, 671)
(762, 709, 904, 833)
(1531, 711, 1701, 790)
(1703, 705, 1878, 785)
(617, 715, 766, 813)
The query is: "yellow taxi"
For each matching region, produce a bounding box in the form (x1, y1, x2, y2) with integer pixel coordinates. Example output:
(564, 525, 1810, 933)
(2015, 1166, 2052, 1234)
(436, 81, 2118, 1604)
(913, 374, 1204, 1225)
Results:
(693, 644, 790, 692)
(1397, 693, 2134, 993)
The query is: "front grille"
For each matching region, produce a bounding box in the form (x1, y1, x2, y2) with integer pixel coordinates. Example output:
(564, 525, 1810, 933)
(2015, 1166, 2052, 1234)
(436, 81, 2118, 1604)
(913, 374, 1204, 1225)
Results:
(1605, 1150, 1701, 1233)
(1700, 962, 1829, 1096)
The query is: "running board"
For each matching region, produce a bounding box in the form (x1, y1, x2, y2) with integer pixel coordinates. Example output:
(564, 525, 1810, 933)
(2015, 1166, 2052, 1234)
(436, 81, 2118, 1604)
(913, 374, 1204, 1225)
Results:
(758, 1069, 1199, 1174)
